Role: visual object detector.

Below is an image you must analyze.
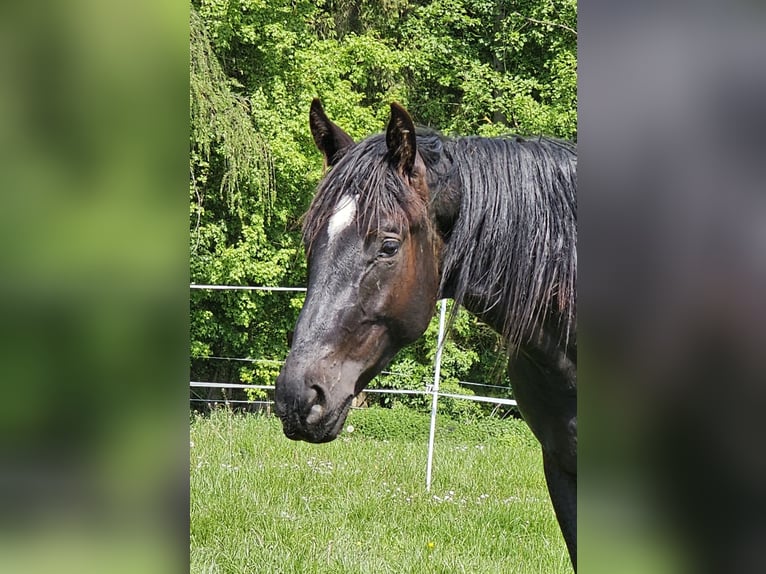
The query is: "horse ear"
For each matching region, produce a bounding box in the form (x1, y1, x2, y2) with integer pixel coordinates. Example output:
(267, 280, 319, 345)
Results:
(386, 102, 417, 175)
(309, 99, 354, 168)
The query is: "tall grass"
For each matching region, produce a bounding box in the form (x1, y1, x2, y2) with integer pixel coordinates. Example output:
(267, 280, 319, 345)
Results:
(190, 407, 569, 573)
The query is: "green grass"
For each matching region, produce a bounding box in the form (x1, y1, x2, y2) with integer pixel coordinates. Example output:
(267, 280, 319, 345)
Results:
(190, 407, 570, 573)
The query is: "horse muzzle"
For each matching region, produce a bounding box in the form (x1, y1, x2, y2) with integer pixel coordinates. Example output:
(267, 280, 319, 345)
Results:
(274, 369, 355, 443)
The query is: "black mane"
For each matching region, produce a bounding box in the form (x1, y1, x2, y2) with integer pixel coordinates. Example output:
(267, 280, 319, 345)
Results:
(430, 135, 577, 348)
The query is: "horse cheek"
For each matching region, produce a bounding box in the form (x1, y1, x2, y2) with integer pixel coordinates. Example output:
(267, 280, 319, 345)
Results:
(392, 245, 438, 342)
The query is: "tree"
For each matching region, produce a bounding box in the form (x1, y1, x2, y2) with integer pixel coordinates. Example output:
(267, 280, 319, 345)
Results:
(190, 5, 301, 399)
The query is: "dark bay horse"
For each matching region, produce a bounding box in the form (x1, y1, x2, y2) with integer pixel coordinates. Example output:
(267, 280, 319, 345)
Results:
(275, 100, 577, 568)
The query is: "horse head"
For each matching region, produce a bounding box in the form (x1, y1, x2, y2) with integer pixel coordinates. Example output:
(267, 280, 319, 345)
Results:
(274, 100, 441, 442)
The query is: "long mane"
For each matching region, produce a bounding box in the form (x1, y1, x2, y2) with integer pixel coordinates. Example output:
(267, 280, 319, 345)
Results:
(433, 135, 577, 349)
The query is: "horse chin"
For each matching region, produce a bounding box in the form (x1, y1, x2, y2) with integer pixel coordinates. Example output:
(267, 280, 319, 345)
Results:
(279, 394, 354, 444)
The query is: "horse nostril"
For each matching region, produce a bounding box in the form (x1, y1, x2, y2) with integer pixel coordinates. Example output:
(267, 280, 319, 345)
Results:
(304, 384, 326, 424)
(310, 384, 327, 406)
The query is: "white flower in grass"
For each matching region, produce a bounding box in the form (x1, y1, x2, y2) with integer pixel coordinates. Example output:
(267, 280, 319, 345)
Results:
(346, 424, 355, 433)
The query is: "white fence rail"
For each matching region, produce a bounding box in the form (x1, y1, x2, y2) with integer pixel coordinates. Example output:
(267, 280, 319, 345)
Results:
(191, 284, 307, 292)
(189, 381, 517, 406)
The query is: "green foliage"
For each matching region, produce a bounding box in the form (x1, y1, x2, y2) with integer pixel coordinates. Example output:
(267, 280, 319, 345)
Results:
(344, 404, 531, 444)
(189, 7, 274, 217)
(445, 414, 540, 446)
(390, 0, 577, 137)
(189, 0, 576, 403)
(346, 403, 431, 441)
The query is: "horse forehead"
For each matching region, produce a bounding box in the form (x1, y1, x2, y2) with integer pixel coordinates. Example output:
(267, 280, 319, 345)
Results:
(326, 194, 357, 242)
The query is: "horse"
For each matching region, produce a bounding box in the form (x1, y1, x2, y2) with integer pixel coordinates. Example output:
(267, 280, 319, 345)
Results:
(274, 99, 577, 569)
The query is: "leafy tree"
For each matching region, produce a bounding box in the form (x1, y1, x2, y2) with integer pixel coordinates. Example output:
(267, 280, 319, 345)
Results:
(190, 6, 303, 398)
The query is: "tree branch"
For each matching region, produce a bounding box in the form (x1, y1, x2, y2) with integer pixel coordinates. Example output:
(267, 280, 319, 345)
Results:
(524, 16, 577, 37)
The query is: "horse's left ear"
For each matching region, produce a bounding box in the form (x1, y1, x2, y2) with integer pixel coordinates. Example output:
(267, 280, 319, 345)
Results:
(309, 99, 355, 168)
(386, 103, 417, 175)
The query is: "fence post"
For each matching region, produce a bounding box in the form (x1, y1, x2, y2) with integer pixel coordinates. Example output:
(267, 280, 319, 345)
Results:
(425, 299, 447, 491)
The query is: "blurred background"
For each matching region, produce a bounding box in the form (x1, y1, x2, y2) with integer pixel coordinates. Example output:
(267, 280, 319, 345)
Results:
(579, 3, 766, 572)
(0, 1, 188, 572)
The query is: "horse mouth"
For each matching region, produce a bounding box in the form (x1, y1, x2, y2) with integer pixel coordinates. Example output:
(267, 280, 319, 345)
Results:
(277, 395, 353, 444)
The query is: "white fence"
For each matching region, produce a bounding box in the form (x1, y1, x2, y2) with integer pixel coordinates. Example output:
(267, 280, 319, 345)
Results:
(190, 284, 517, 489)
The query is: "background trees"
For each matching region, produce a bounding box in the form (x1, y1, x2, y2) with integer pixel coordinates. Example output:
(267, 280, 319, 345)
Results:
(189, 0, 576, 412)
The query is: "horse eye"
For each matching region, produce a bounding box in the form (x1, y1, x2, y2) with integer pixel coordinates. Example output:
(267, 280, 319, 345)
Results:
(379, 239, 400, 258)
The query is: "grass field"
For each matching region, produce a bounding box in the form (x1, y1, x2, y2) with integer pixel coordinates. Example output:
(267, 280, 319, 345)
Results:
(190, 407, 570, 573)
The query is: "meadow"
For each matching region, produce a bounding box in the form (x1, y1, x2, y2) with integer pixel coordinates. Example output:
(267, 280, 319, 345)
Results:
(190, 407, 569, 573)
